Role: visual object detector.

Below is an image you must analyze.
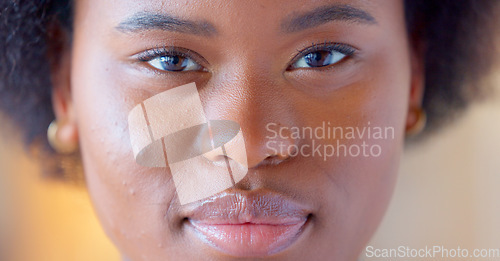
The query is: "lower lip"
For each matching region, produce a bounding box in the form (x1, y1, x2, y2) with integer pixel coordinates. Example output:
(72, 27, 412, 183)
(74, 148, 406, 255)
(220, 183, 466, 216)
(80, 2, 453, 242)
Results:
(187, 219, 308, 257)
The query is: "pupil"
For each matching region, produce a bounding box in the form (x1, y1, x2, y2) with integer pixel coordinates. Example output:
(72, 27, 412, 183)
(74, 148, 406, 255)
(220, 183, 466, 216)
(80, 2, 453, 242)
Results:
(170, 56, 180, 64)
(162, 56, 180, 65)
(313, 52, 323, 61)
(306, 51, 331, 67)
(160, 56, 184, 71)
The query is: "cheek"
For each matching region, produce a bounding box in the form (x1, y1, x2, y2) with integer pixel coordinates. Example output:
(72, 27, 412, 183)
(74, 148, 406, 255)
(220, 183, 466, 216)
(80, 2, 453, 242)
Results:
(70, 33, 183, 260)
(296, 36, 411, 256)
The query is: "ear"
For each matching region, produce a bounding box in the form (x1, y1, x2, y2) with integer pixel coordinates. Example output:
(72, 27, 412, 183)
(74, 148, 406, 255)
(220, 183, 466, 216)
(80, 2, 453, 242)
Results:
(49, 23, 78, 150)
(405, 41, 426, 133)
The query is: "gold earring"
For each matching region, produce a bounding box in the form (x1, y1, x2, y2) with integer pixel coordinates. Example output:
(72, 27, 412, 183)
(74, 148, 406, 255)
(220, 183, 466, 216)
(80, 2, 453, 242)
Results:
(406, 108, 427, 137)
(47, 120, 78, 154)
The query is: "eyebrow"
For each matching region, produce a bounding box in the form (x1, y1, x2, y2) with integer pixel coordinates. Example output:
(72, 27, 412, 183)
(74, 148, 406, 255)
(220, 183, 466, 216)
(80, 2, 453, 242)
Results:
(281, 4, 377, 33)
(116, 12, 217, 37)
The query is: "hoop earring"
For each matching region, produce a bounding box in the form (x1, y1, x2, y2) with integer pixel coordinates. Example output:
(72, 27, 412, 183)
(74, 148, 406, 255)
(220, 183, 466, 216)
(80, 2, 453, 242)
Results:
(406, 108, 427, 137)
(47, 120, 78, 154)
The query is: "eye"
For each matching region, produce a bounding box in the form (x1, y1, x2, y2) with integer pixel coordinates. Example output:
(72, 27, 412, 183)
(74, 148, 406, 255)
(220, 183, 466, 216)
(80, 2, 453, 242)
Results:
(136, 47, 206, 72)
(293, 50, 345, 68)
(289, 43, 355, 70)
(148, 55, 203, 72)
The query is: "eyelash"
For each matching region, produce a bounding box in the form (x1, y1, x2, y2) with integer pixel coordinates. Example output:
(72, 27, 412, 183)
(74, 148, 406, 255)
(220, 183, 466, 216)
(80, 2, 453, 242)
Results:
(136, 46, 206, 65)
(135, 41, 356, 71)
(299, 41, 356, 56)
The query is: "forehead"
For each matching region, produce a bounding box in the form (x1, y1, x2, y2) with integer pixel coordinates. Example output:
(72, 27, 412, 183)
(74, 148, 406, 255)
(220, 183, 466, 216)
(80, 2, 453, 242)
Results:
(73, 0, 401, 35)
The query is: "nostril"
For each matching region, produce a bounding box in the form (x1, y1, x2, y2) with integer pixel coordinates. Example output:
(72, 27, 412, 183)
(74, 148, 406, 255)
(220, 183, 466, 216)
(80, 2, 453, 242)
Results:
(201, 146, 227, 168)
(276, 144, 297, 160)
(256, 153, 293, 168)
(245, 134, 298, 168)
(202, 148, 227, 163)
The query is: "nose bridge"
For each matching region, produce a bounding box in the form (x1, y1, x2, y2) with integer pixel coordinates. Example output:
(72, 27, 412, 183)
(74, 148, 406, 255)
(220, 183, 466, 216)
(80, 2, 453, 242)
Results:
(202, 66, 296, 168)
(204, 62, 278, 124)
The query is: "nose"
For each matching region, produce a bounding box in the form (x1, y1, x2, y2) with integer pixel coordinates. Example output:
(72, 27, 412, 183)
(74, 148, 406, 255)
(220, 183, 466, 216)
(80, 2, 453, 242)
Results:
(201, 67, 297, 169)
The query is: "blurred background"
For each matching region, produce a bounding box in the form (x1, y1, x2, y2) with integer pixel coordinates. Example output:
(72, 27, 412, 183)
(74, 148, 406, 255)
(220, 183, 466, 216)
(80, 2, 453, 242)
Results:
(0, 70, 499, 261)
(365, 69, 500, 260)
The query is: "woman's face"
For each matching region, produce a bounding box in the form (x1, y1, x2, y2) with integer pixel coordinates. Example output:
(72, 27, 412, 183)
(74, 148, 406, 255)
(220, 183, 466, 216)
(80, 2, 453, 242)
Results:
(61, 0, 419, 260)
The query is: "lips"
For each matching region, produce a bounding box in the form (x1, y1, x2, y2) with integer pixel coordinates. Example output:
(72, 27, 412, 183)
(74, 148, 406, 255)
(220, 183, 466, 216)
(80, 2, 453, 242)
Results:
(183, 190, 311, 257)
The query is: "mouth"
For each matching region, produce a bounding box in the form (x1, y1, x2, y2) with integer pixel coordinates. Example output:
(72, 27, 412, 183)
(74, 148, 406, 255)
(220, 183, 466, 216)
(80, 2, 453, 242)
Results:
(182, 189, 312, 257)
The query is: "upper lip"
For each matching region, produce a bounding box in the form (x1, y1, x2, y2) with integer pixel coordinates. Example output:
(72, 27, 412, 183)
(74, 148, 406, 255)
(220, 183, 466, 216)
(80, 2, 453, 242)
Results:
(182, 189, 312, 225)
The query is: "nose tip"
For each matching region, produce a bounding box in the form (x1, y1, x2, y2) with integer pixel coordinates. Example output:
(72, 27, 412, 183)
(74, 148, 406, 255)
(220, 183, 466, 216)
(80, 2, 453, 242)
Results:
(200, 122, 298, 169)
(200, 70, 299, 170)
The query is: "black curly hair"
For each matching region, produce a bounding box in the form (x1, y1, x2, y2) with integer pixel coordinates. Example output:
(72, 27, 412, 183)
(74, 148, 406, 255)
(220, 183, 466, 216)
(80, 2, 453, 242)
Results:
(0, 0, 498, 177)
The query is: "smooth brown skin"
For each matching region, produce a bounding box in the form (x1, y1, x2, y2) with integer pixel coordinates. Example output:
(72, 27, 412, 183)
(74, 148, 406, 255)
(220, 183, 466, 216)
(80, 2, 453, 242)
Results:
(51, 0, 424, 260)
